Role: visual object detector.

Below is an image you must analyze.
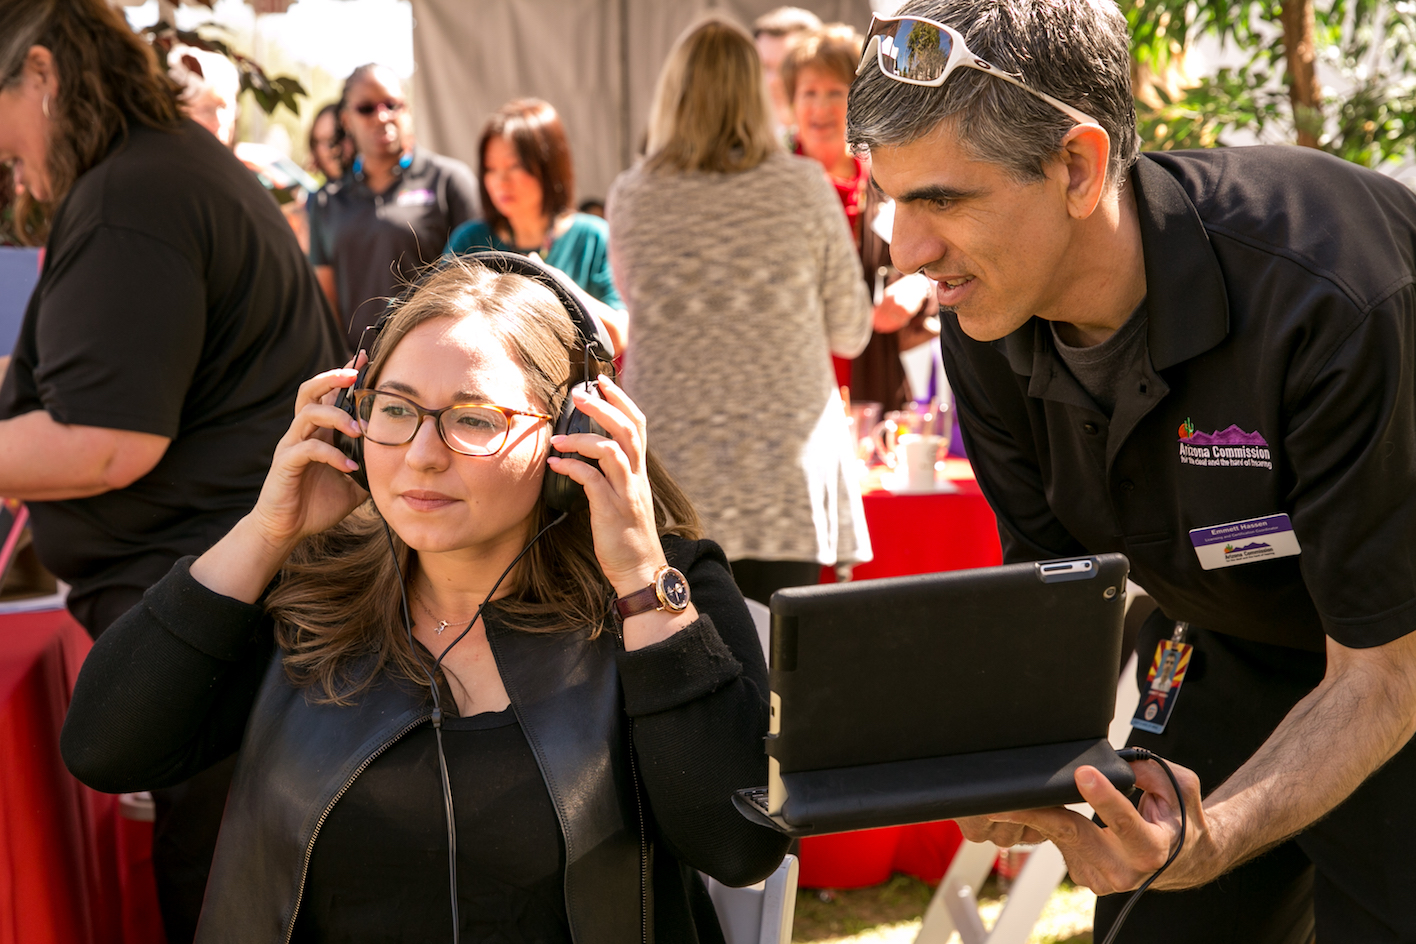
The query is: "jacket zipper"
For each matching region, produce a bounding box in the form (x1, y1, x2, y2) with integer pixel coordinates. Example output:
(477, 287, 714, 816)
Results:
(626, 716, 649, 944)
(281, 712, 432, 944)
(612, 617, 649, 944)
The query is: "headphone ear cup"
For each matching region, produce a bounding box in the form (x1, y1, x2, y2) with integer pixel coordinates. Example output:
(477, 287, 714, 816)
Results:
(332, 379, 370, 492)
(335, 430, 368, 492)
(542, 387, 607, 514)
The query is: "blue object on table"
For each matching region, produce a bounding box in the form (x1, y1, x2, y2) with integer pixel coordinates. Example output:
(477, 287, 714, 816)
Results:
(0, 248, 41, 358)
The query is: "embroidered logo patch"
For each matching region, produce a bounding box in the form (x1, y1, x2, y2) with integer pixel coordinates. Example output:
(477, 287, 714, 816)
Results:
(1177, 418, 1272, 469)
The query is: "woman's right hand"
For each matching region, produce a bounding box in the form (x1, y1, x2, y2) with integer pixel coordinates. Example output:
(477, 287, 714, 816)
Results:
(190, 366, 367, 603)
(246, 366, 368, 552)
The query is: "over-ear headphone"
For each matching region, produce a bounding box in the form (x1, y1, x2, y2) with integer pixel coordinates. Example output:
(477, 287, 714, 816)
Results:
(332, 250, 617, 513)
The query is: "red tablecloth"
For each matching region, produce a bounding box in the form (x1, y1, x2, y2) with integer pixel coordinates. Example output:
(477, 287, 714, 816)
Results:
(798, 459, 1003, 889)
(0, 608, 165, 944)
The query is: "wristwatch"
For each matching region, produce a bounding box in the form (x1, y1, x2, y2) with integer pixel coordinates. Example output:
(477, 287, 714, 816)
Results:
(613, 564, 691, 620)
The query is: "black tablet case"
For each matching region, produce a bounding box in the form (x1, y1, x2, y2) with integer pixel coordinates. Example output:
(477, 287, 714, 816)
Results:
(735, 555, 1135, 837)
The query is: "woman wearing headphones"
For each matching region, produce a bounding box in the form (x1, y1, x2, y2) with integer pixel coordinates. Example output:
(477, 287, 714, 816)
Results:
(61, 255, 788, 943)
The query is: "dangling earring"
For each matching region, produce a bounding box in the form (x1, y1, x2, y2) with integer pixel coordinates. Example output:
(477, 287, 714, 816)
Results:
(41, 94, 50, 119)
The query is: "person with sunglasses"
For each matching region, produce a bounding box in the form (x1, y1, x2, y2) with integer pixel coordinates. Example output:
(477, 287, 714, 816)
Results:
(849, 2, 1416, 942)
(61, 257, 790, 942)
(308, 63, 480, 350)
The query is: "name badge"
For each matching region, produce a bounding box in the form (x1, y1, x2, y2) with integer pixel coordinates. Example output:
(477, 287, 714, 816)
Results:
(396, 188, 436, 207)
(1131, 635, 1193, 735)
(1189, 513, 1301, 570)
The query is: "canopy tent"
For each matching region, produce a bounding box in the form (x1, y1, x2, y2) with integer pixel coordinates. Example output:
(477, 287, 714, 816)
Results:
(114, 0, 875, 200)
(409, 0, 875, 203)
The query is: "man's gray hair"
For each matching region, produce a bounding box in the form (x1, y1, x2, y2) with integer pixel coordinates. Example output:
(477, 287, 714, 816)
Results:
(847, 0, 1137, 186)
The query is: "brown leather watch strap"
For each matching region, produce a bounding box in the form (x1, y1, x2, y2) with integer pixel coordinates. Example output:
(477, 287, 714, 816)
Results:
(613, 584, 661, 621)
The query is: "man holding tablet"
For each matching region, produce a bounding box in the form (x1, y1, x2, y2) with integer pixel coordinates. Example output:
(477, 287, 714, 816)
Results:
(847, 1, 1416, 940)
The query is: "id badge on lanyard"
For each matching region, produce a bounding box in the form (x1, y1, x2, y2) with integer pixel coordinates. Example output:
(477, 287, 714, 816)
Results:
(1132, 621, 1193, 735)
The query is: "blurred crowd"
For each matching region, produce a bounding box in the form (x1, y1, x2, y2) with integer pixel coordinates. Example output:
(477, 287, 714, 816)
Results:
(0, 4, 939, 940)
(168, 5, 944, 605)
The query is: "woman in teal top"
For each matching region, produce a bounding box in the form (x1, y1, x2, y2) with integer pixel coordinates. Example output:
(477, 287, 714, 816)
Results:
(446, 99, 625, 348)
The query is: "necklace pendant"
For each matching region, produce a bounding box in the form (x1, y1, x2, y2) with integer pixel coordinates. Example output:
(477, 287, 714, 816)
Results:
(435, 620, 449, 635)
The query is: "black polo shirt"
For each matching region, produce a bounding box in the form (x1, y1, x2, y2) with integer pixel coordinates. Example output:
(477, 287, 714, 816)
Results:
(0, 119, 345, 605)
(943, 147, 1416, 653)
(308, 146, 479, 347)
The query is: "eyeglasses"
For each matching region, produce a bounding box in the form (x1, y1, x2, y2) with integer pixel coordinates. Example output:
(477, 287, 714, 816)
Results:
(352, 99, 404, 117)
(857, 15, 1099, 127)
(351, 389, 551, 457)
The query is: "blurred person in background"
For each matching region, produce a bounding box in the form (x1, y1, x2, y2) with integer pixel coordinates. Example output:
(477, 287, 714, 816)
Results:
(752, 6, 822, 138)
(608, 17, 873, 605)
(445, 98, 625, 350)
(306, 100, 350, 184)
(309, 62, 479, 349)
(0, 0, 343, 939)
(169, 47, 321, 254)
(782, 24, 938, 412)
(168, 45, 240, 149)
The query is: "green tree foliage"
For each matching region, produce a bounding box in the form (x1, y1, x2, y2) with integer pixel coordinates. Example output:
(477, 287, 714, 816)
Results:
(1125, 0, 1416, 166)
(141, 20, 307, 118)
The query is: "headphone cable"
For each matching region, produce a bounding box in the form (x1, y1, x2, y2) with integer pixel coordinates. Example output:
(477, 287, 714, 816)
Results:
(1098, 748, 1188, 944)
(383, 509, 569, 944)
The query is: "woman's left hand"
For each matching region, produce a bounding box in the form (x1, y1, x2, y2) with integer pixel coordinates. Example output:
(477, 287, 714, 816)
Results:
(546, 374, 669, 599)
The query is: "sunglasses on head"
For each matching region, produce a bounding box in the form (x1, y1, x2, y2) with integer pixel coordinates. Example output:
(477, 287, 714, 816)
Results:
(352, 99, 404, 117)
(858, 14, 1098, 127)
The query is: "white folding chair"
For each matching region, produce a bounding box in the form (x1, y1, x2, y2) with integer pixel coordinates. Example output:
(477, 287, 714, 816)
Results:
(703, 600, 799, 944)
(703, 855, 800, 944)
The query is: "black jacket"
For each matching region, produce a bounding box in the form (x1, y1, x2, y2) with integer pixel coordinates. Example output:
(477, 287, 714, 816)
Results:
(61, 535, 788, 943)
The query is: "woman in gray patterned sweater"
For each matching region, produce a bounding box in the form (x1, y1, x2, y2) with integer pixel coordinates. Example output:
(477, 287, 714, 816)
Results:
(608, 16, 874, 605)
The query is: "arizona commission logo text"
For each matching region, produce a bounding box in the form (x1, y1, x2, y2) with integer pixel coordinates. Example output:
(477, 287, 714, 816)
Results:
(1177, 419, 1273, 470)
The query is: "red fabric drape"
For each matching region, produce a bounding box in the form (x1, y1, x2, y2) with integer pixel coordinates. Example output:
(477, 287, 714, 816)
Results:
(799, 461, 1002, 888)
(0, 609, 165, 944)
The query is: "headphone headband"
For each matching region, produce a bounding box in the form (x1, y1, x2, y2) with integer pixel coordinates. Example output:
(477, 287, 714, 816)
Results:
(366, 250, 615, 362)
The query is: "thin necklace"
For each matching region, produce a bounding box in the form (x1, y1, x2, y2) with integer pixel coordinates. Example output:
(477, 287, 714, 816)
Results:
(414, 592, 476, 636)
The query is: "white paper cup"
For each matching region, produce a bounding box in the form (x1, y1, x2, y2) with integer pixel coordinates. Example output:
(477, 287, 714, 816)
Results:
(899, 435, 944, 490)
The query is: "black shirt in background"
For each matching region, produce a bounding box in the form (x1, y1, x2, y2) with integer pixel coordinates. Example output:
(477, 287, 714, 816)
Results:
(292, 707, 571, 944)
(308, 147, 480, 348)
(0, 119, 345, 610)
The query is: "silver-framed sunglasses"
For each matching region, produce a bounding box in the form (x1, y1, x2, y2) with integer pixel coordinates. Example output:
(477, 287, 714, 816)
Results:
(857, 14, 1099, 127)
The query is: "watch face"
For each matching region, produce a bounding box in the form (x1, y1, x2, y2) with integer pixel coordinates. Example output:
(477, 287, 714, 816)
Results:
(658, 568, 690, 611)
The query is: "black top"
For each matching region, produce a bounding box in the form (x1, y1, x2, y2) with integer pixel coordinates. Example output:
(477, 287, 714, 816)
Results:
(942, 147, 1416, 652)
(309, 147, 480, 347)
(293, 707, 571, 944)
(61, 534, 788, 942)
(0, 119, 344, 604)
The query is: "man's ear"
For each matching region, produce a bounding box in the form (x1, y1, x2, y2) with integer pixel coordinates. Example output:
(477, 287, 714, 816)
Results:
(1055, 124, 1111, 221)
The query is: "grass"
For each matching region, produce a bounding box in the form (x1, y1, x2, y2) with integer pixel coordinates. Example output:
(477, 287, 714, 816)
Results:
(791, 873, 1096, 944)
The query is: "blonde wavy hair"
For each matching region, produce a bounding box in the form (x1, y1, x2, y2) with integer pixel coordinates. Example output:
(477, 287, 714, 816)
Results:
(645, 16, 779, 175)
(265, 257, 702, 704)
